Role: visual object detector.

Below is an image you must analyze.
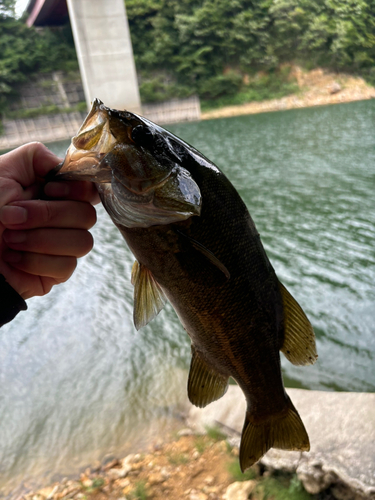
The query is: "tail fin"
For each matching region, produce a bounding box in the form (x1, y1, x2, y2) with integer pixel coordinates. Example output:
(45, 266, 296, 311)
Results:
(239, 396, 310, 472)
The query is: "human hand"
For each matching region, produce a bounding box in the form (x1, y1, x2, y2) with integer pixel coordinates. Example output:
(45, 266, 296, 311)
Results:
(0, 142, 98, 299)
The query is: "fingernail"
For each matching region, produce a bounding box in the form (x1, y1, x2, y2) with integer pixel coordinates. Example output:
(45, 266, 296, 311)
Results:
(3, 230, 26, 244)
(44, 182, 69, 198)
(0, 206, 28, 225)
(3, 250, 22, 263)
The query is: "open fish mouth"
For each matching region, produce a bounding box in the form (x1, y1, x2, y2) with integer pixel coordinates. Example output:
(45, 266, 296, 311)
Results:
(56, 99, 116, 183)
(57, 99, 186, 194)
(54, 99, 202, 228)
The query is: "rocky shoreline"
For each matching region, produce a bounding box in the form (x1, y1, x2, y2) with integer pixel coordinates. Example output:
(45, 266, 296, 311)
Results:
(201, 67, 375, 120)
(15, 429, 321, 500)
(13, 386, 375, 500)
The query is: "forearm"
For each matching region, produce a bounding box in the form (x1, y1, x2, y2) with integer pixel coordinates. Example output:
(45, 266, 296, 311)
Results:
(0, 274, 27, 327)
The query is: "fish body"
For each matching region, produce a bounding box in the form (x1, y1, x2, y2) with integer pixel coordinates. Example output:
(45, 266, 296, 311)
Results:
(55, 99, 317, 470)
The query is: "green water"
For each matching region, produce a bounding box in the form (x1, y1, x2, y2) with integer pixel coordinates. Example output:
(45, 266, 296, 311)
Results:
(1, 100, 374, 495)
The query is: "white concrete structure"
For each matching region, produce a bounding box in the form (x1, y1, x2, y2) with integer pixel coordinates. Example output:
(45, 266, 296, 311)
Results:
(66, 0, 141, 114)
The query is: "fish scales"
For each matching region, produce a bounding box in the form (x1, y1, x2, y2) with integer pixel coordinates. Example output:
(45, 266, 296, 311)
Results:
(54, 99, 318, 471)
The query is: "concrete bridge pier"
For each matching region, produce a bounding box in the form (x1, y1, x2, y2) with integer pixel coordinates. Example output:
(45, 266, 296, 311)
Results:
(66, 0, 141, 114)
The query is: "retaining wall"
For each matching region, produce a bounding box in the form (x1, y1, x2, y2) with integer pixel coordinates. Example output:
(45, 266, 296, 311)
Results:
(1, 69, 201, 151)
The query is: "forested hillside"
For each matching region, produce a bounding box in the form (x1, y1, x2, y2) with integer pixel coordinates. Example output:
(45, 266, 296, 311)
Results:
(0, 0, 78, 114)
(1, 0, 374, 112)
(126, 0, 375, 105)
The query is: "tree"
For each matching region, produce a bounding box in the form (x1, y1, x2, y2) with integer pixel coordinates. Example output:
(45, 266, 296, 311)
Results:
(0, 0, 15, 17)
(0, 9, 78, 113)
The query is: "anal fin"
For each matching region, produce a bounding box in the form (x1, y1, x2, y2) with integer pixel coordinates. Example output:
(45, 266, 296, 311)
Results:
(188, 345, 229, 408)
(239, 396, 310, 472)
(131, 260, 166, 330)
(279, 281, 318, 366)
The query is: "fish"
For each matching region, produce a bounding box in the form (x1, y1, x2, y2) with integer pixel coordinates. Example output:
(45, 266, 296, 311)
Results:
(54, 98, 317, 471)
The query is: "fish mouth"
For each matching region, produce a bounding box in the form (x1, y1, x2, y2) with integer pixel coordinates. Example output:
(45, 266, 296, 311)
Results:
(54, 98, 202, 228)
(56, 99, 117, 183)
(55, 99, 172, 196)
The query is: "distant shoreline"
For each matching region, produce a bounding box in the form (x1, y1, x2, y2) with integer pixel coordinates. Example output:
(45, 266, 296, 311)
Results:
(201, 67, 375, 120)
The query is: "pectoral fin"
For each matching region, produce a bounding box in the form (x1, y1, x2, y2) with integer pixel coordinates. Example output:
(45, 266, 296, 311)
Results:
(188, 345, 229, 408)
(176, 230, 230, 279)
(279, 282, 318, 366)
(131, 261, 166, 330)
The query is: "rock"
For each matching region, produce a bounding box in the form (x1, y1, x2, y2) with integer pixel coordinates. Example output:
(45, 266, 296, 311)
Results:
(114, 478, 130, 489)
(329, 82, 342, 94)
(102, 483, 112, 494)
(160, 467, 170, 480)
(204, 475, 215, 486)
(331, 482, 364, 500)
(107, 465, 131, 480)
(102, 454, 118, 468)
(121, 454, 137, 467)
(178, 428, 194, 437)
(81, 478, 93, 488)
(297, 469, 337, 495)
(187, 386, 375, 498)
(189, 490, 208, 500)
(60, 483, 81, 498)
(147, 472, 166, 485)
(223, 480, 256, 500)
(36, 486, 58, 499)
(102, 458, 120, 471)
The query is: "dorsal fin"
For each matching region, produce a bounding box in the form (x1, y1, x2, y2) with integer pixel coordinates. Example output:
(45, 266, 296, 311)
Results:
(131, 260, 166, 330)
(279, 282, 318, 366)
(188, 345, 229, 408)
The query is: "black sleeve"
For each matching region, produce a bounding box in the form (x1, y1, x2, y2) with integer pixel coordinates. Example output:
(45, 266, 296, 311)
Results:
(0, 274, 28, 327)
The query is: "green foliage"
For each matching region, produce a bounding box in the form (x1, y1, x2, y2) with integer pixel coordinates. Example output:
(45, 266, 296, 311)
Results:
(0, 12, 78, 113)
(1, 0, 374, 112)
(126, 0, 375, 103)
(139, 72, 193, 102)
(167, 451, 189, 465)
(4, 102, 86, 119)
(0, 0, 15, 17)
(129, 480, 149, 500)
(227, 458, 258, 482)
(256, 473, 313, 500)
(201, 67, 300, 110)
(204, 425, 227, 441)
(91, 477, 105, 489)
(194, 435, 208, 454)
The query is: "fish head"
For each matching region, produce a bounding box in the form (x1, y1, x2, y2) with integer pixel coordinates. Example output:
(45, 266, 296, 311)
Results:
(56, 98, 202, 228)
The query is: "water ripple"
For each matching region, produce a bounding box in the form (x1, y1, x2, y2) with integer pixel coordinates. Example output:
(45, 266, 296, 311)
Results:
(1, 100, 374, 493)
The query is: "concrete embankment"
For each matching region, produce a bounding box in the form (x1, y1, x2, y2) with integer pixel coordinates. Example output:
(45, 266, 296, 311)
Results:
(188, 385, 375, 499)
(0, 69, 200, 151)
(0, 95, 201, 151)
(0, 111, 87, 151)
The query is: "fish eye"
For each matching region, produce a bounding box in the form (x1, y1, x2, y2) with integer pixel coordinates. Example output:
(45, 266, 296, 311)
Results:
(131, 125, 153, 146)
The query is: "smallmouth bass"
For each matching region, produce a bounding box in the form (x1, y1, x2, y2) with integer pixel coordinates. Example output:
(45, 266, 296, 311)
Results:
(54, 99, 317, 470)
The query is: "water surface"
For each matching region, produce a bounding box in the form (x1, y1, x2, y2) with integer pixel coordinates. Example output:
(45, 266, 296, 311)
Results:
(1, 100, 374, 494)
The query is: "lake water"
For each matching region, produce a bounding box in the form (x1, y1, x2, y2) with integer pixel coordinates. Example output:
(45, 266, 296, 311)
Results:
(1, 100, 374, 495)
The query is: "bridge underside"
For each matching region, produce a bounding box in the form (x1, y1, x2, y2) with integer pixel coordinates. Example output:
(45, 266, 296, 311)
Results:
(26, 0, 142, 114)
(26, 0, 69, 27)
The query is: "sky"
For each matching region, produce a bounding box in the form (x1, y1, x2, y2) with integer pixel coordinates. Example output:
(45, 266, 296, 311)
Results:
(15, 0, 29, 17)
